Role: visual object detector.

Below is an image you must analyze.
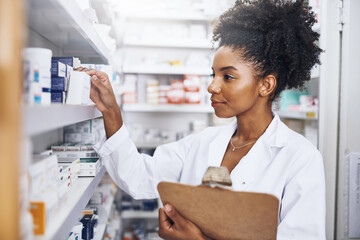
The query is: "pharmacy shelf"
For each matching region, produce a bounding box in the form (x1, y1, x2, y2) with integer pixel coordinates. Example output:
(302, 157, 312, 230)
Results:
(28, 0, 110, 61)
(121, 210, 158, 219)
(36, 166, 106, 240)
(124, 38, 213, 49)
(124, 11, 213, 21)
(93, 186, 115, 240)
(93, 223, 107, 240)
(25, 105, 102, 136)
(276, 110, 318, 120)
(123, 65, 212, 75)
(122, 104, 213, 113)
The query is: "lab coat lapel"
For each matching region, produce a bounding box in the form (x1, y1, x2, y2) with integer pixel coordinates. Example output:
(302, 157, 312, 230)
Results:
(230, 114, 286, 191)
(208, 121, 237, 167)
(230, 137, 273, 190)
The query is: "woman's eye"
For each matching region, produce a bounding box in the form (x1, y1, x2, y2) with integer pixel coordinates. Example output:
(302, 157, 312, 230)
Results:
(210, 73, 215, 78)
(224, 74, 235, 80)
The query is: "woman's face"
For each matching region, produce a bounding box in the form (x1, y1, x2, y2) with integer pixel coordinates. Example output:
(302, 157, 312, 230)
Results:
(208, 46, 262, 118)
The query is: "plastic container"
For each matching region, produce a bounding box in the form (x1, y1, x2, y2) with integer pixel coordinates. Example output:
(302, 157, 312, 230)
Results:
(22, 48, 53, 103)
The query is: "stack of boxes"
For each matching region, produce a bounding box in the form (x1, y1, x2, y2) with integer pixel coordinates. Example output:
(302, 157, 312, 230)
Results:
(28, 153, 80, 235)
(146, 79, 159, 104)
(184, 75, 201, 104)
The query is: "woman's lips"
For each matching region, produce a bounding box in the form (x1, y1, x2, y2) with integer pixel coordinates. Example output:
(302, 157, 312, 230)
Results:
(211, 99, 225, 108)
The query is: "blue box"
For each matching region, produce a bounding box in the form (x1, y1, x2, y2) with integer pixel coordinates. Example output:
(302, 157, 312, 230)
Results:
(51, 91, 65, 103)
(51, 77, 67, 91)
(51, 60, 66, 77)
(52, 57, 79, 67)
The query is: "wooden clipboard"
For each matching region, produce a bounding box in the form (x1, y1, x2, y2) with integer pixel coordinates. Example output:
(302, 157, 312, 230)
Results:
(157, 182, 279, 240)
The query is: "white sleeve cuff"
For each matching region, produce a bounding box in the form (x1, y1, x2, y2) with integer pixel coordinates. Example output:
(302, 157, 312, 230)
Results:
(93, 124, 130, 157)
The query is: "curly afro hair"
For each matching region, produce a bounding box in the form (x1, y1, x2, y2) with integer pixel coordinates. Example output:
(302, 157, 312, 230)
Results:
(213, 0, 322, 99)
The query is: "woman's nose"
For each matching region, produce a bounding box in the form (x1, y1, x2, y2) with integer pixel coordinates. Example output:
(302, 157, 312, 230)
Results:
(208, 80, 221, 94)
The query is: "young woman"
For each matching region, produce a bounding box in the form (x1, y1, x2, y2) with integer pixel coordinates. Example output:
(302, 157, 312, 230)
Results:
(84, 0, 325, 239)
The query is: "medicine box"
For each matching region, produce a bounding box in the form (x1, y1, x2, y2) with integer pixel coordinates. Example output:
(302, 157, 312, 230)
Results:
(51, 91, 66, 103)
(52, 57, 81, 68)
(51, 77, 67, 91)
(80, 158, 100, 170)
(66, 71, 91, 105)
(51, 60, 66, 77)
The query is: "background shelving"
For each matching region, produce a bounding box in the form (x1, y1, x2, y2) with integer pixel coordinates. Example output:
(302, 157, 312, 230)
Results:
(122, 65, 212, 75)
(122, 104, 213, 113)
(123, 38, 214, 49)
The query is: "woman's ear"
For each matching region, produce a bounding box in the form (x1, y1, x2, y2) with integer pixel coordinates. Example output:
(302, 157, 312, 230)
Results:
(258, 74, 277, 97)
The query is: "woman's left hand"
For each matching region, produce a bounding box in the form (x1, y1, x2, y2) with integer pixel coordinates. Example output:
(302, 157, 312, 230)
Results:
(158, 204, 211, 240)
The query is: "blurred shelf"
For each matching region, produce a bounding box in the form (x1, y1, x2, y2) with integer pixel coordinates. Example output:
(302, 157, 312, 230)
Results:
(122, 104, 213, 113)
(124, 38, 213, 49)
(276, 110, 318, 120)
(28, 0, 110, 61)
(24, 105, 102, 136)
(123, 65, 212, 75)
(121, 210, 158, 219)
(35, 167, 106, 240)
(135, 142, 166, 149)
(124, 11, 213, 21)
(93, 223, 107, 240)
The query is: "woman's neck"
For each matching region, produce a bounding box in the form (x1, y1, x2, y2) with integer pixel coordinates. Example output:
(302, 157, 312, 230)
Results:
(234, 107, 273, 141)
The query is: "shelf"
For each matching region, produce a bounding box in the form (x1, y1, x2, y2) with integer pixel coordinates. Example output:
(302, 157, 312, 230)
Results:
(124, 11, 213, 21)
(276, 110, 318, 120)
(93, 223, 107, 240)
(135, 141, 166, 149)
(123, 65, 212, 75)
(123, 38, 213, 49)
(24, 105, 102, 136)
(36, 166, 106, 240)
(122, 104, 213, 113)
(28, 0, 110, 61)
(121, 210, 158, 219)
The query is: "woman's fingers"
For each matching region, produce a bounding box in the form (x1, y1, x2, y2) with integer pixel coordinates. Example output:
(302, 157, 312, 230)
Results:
(159, 208, 172, 230)
(163, 204, 186, 228)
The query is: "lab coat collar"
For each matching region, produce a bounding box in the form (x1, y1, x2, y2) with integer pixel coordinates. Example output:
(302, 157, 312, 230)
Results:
(208, 113, 287, 167)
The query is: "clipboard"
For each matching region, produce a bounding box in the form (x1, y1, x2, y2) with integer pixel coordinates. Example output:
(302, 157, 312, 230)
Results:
(157, 181, 279, 240)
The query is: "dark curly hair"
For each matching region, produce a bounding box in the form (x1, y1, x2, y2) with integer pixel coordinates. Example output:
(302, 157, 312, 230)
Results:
(213, 0, 322, 99)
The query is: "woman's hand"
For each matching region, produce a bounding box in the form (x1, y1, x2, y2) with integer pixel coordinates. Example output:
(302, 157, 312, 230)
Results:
(158, 204, 211, 240)
(75, 68, 122, 138)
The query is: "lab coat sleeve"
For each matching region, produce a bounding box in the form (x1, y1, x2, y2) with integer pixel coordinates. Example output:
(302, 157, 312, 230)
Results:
(93, 124, 192, 200)
(277, 145, 326, 240)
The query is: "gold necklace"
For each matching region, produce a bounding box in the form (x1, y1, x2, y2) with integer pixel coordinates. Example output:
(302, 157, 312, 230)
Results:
(230, 138, 257, 151)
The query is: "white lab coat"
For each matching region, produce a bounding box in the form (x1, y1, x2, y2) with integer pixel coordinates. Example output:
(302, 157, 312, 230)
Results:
(94, 114, 326, 240)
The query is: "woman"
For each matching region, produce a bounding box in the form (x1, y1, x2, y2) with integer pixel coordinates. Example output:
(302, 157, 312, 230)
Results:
(84, 0, 325, 239)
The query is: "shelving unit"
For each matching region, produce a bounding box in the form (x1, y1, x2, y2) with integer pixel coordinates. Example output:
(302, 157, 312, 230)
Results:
(35, 167, 106, 240)
(25, 0, 116, 239)
(122, 104, 213, 113)
(28, 0, 110, 61)
(121, 210, 158, 219)
(123, 65, 212, 75)
(93, 189, 115, 240)
(24, 105, 102, 136)
(276, 110, 318, 120)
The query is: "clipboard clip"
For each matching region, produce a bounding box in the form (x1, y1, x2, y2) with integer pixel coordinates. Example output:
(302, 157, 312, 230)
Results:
(201, 166, 233, 190)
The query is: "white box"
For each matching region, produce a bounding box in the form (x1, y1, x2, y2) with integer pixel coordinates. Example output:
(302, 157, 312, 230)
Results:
(66, 71, 91, 105)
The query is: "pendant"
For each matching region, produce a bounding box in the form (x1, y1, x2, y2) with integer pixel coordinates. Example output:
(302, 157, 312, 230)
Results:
(232, 147, 235, 151)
